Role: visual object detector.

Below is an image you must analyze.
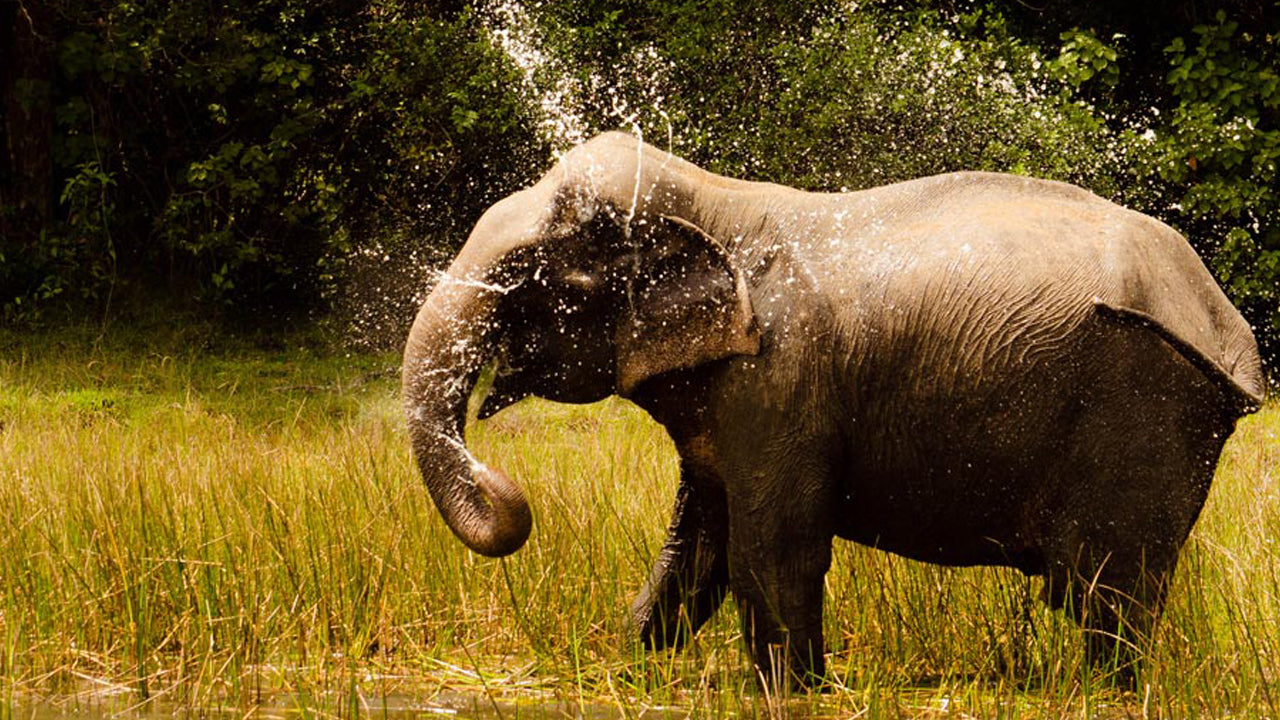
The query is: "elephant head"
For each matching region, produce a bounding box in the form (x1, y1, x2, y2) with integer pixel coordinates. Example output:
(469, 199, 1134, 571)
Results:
(402, 133, 760, 557)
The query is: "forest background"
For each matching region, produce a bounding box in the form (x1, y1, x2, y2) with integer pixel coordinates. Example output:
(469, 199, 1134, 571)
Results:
(2, 0, 1278, 367)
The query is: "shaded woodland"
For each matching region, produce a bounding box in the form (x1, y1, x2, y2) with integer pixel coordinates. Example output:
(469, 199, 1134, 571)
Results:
(2, 0, 1277, 363)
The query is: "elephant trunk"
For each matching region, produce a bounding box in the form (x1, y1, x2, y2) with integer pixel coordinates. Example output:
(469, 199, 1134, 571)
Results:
(402, 276, 531, 557)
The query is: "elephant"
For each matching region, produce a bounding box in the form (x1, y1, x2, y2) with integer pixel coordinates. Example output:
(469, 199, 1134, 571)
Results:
(402, 131, 1266, 688)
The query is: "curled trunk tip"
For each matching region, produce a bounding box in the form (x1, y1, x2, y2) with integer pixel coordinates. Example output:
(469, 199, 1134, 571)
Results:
(403, 282, 533, 558)
(458, 463, 533, 557)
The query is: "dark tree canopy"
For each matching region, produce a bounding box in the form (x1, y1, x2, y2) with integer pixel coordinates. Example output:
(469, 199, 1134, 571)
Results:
(1, 0, 545, 327)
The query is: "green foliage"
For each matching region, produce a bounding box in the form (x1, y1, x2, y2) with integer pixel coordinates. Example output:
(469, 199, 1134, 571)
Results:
(1050, 28, 1122, 92)
(5, 0, 542, 322)
(1142, 11, 1280, 359)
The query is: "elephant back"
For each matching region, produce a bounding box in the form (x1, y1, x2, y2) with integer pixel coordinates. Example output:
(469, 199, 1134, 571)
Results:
(828, 172, 1265, 412)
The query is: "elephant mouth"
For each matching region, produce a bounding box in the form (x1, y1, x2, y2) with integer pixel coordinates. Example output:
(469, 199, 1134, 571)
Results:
(477, 358, 531, 419)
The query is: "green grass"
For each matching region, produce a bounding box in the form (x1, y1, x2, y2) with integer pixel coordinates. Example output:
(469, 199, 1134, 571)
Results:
(1, 329, 1277, 718)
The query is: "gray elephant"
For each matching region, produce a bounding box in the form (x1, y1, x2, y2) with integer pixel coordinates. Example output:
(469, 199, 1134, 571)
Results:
(402, 132, 1265, 687)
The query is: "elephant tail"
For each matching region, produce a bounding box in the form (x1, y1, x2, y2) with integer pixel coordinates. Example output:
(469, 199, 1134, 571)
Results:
(1093, 300, 1265, 414)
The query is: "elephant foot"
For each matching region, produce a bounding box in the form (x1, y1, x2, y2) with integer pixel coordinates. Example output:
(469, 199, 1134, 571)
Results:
(750, 640, 828, 693)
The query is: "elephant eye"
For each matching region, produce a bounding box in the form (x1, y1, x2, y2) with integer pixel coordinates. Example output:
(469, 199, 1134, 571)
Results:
(560, 270, 600, 291)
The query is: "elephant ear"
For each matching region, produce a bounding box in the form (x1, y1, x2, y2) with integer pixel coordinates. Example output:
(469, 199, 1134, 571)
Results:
(614, 215, 760, 396)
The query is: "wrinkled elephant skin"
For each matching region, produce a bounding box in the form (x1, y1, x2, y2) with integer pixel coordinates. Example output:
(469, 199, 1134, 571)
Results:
(402, 132, 1266, 688)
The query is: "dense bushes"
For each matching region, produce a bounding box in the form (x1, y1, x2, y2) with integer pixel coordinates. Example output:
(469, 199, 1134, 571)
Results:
(1, 0, 1276, 367)
(1, 0, 543, 324)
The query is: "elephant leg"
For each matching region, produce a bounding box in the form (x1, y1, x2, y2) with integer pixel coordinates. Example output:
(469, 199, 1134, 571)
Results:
(1044, 366, 1226, 686)
(1060, 544, 1177, 686)
(1045, 464, 1203, 684)
(630, 463, 729, 651)
(725, 465, 835, 690)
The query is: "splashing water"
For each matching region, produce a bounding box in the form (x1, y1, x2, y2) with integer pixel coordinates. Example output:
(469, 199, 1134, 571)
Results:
(349, 3, 1211, 356)
(406, 399, 488, 481)
(439, 432, 489, 479)
(482, 1, 677, 156)
(482, 0, 591, 152)
(435, 272, 527, 296)
(416, 367, 470, 396)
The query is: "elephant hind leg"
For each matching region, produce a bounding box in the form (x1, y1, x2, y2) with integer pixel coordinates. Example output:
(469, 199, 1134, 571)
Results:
(1041, 332, 1227, 683)
(1056, 546, 1178, 685)
(1042, 476, 1194, 681)
(630, 466, 729, 651)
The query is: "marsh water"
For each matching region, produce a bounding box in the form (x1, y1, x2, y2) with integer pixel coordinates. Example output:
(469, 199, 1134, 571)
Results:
(8, 690, 687, 720)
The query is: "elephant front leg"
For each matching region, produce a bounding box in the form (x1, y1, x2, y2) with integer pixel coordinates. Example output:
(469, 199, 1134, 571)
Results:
(629, 463, 729, 651)
(727, 482, 835, 690)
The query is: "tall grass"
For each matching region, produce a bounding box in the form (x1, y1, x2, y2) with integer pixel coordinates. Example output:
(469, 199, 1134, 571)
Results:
(0, 332, 1276, 718)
